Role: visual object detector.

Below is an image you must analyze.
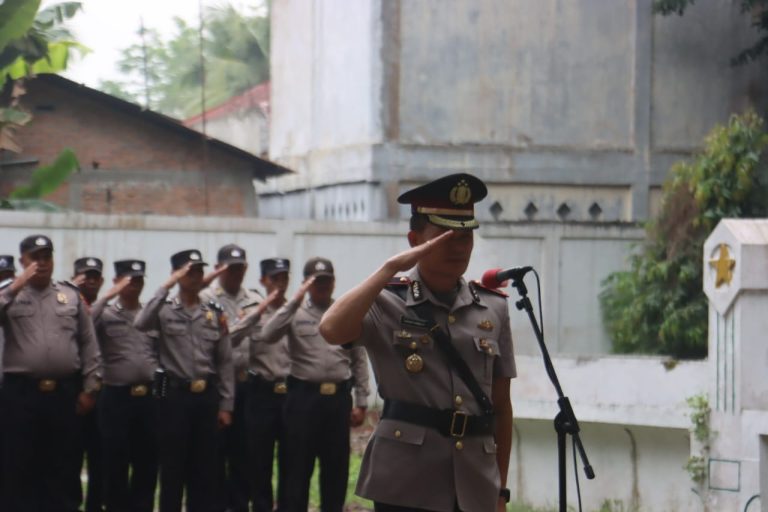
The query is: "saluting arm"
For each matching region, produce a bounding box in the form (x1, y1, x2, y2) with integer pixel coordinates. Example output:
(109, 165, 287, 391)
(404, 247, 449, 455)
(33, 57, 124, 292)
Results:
(134, 264, 190, 332)
(320, 230, 456, 345)
(229, 288, 282, 347)
(260, 278, 314, 344)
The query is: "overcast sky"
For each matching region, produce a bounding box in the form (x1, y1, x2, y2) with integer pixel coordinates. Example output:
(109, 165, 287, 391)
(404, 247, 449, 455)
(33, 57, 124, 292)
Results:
(42, 0, 257, 88)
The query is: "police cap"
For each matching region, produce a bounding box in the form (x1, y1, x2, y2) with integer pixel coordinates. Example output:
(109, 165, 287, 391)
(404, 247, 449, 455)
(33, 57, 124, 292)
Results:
(74, 257, 104, 276)
(20, 234, 53, 254)
(260, 258, 290, 277)
(397, 173, 487, 230)
(303, 257, 334, 278)
(114, 259, 146, 277)
(171, 249, 208, 270)
(0, 255, 16, 272)
(217, 244, 247, 265)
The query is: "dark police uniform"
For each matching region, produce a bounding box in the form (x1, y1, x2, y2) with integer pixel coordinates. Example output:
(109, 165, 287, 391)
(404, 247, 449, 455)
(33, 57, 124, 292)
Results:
(134, 249, 234, 512)
(348, 174, 517, 512)
(199, 244, 261, 512)
(260, 257, 370, 512)
(92, 259, 158, 512)
(0, 235, 102, 512)
(229, 257, 292, 512)
(74, 256, 106, 512)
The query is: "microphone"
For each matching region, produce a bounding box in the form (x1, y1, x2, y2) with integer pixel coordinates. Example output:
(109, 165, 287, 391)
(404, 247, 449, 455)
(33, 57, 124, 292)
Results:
(481, 266, 533, 288)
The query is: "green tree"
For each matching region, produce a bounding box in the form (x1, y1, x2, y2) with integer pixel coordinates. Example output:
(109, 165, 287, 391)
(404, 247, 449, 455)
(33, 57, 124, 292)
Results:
(654, 0, 768, 65)
(600, 111, 768, 359)
(0, 1, 83, 210)
(100, 2, 270, 119)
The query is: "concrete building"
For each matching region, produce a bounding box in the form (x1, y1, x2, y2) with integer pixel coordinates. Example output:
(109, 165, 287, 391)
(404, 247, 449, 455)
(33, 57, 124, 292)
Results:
(0, 75, 288, 216)
(261, 0, 768, 223)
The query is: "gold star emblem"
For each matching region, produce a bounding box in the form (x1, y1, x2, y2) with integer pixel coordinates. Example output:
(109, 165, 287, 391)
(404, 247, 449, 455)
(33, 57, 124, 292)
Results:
(709, 244, 735, 288)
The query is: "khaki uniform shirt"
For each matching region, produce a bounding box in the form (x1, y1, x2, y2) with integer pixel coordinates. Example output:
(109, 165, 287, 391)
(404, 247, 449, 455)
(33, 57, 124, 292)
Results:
(134, 287, 235, 411)
(0, 281, 102, 392)
(230, 302, 290, 381)
(93, 299, 158, 386)
(200, 284, 262, 379)
(260, 297, 370, 406)
(353, 269, 516, 512)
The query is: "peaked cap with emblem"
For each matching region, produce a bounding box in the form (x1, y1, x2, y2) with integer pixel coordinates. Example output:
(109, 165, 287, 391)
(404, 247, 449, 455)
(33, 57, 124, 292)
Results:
(20, 234, 53, 254)
(74, 257, 104, 276)
(303, 256, 334, 278)
(114, 259, 146, 277)
(261, 257, 290, 277)
(217, 243, 247, 265)
(0, 255, 16, 272)
(398, 173, 487, 230)
(171, 249, 208, 270)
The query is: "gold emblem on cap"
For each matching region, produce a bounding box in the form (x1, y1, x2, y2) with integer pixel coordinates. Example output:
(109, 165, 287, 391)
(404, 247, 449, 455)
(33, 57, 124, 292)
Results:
(405, 353, 424, 373)
(478, 319, 494, 331)
(57, 292, 68, 304)
(449, 179, 472, 206)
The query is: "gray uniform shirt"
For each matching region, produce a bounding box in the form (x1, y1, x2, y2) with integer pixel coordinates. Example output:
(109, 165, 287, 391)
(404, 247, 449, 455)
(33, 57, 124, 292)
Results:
(200, 284, 262, 377)
(134, 287, 235, 411)
(230, 302, 291, 381)
(353, 269, 516, 512)
(93, 299, 158, 386)
(0, 281, 102, 392)
(260, 297, 370, 406)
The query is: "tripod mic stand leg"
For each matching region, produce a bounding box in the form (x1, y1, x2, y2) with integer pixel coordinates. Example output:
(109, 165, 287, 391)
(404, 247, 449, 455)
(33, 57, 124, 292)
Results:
(555, 411, 568, 512)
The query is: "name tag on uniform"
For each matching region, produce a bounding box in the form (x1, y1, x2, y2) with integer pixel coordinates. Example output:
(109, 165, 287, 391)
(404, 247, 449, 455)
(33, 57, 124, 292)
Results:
(400, 315, 429, 329)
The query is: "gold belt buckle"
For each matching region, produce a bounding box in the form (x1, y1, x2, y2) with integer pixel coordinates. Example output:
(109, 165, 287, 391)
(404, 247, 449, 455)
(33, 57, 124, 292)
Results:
(130, 384, 148, 397)
(190, 379, 207, 393)
(38, 379, 57, 392)
(450, 410, 468, 438)
(273, 382, 287, 394)
(237, 370, 249, 383)
(319, 382, 337, 395)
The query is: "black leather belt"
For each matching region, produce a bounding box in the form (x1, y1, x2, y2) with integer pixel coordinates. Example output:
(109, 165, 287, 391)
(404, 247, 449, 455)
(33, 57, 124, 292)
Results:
(248, 373, 288, 394)
(287, 375, 353, 396)
(166, 374, 214, 393)
(382, 399, 495, 438)
(3, 373, 80, 393)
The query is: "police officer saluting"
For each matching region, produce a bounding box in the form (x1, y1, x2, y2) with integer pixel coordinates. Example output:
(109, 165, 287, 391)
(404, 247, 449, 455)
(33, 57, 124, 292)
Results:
(134, 249, 234, 512)
(0, 235, 102, 511)
(92, 259, 158, 512)
(320, 174, 516, 512)
(72, 256, 106, 512)
(229, 258, 292, 512)
(0, 254, 15, 506)
(200, 244, 262, 512)
(260, 257, 370, 512)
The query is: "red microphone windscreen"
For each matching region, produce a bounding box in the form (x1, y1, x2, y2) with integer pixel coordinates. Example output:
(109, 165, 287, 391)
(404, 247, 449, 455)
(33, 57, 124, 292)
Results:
(481, 268, 503, 289)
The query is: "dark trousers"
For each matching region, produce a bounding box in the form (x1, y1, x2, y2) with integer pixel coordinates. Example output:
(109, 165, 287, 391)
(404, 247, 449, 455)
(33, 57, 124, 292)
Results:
(215, 380, 249, 512)
(98, 385, 158, 512)
(282, 379, 352, 512)
(1, 373, 82, 512)
(157, 384, 219, 512)
(77, 404, 105, 512)
(245, 376, 287, 512)
(374, 503, 463, 512)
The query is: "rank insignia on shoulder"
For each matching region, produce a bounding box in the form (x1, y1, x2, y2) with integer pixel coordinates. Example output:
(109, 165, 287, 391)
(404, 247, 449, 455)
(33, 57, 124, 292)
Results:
(478, 319, 494, 331)
(469, 280, 509, 298)
(57, 292, 68, 304)
(411, 281, 423, 301)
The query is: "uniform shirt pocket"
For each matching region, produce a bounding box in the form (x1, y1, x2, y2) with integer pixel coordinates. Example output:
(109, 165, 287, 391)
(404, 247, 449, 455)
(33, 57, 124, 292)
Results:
(8, 305, 35, 318)
(163, 323, 186, 337)
(55, 304, 79, 331)
(391, 329, 432, 350)
(473, 337, 499, 382)
(105, 324, 130, 338)
(376, 419, 427, 446)
(200, 326, 220, 342)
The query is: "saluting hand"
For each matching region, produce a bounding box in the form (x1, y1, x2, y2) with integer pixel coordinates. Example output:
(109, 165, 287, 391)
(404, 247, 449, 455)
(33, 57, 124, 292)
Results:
(8, 262, 38, 294)
(71, 273, 86, 287)
(384, 229, 455, 274)
(291, 275, 316, 302)
(163, 262, 192, 290)
(101, 275, 132, 302)
(202, 264, 228, 288)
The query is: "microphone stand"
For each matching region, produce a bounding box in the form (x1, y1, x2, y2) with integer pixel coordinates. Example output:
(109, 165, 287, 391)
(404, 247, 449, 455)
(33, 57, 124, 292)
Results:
(510, 273, 595, 512)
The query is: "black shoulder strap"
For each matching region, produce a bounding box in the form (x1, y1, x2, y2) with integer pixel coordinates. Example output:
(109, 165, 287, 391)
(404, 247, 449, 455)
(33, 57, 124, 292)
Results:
(411, 302, 494, 415)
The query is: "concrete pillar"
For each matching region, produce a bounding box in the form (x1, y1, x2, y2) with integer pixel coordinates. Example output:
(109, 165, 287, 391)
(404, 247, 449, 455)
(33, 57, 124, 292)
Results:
(703, 219, 768, 511)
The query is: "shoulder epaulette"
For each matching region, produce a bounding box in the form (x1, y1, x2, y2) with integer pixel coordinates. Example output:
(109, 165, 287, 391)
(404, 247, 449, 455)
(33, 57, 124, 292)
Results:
(384, 276, 410, 301)
(0, 278, 13, 290)
(469, 280, 509, 298)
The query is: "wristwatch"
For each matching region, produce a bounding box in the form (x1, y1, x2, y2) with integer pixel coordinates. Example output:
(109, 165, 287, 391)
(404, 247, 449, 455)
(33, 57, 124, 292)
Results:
(499, 488, 511, 503)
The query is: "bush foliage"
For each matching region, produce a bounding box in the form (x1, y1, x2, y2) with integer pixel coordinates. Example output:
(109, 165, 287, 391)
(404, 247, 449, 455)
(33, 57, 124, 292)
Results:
(600, 111, 768, 359)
